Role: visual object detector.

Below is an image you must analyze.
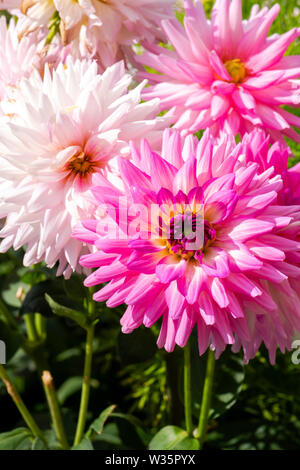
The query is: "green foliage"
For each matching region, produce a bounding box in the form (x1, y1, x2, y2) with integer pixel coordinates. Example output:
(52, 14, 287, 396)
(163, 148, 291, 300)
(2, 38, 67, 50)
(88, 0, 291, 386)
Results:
(86, 404, 117, 437)
(72, 436, 94, 450)
(45, 294, 89, 330)
(0, 428, 33, 450)
(149, 426, 200, 450)
(0, 0, 300, 452)
(180, 341, 245, 420)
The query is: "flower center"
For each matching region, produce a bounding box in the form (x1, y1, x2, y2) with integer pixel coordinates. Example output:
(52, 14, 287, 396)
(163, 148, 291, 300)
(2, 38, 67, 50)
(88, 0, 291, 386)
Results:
(224, 59, 246, 84)
(163, 212, 216, 262)
(66, 151, 96, 177)
(62, 150, 102, 187)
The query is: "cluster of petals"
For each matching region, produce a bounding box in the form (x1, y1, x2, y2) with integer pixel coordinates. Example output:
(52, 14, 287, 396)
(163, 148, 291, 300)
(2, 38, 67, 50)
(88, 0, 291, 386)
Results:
(74, 128, 300, 363)
(138, 0, 300, 145)
(2, 0, 176, 70)
(0, 58, 166, 277)
(0, 15, 41, 99)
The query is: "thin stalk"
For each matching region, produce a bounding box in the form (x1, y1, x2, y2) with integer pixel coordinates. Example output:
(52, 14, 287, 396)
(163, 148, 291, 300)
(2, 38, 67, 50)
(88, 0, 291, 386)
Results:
(24, 313, 39, 343)
(0, 365, 47, 446)
(25, 313, 68, 449)
(73, 288, 96, 446)
(183, 340, 193, 436)
(42, 371, 69, 450)
(35, 313, 47, 340)
(73, 325, 95, 446)
(195, 349, 216, 448)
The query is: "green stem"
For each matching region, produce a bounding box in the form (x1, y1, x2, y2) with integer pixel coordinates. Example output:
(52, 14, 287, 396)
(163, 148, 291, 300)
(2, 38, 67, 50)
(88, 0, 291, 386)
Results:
(0, 365, 47, 446)
(195, 349, 216, 448)
(24, 314, 39, 342)
(73, 289, 96, 446)
(25, 313, 68, 449)
(35, 313, 47, 340)
(42, 371, 69, 450)
(183, 340, 193, 436)
(73, 325, 95, 446)
(1, 291, 68, 449)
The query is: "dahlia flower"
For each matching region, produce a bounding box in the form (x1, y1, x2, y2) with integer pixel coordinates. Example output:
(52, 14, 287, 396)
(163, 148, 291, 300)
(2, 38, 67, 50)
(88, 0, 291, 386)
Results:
(74, 129, 300, 363)
(0, 58, 166, 277)
(3, 0, 175, 69)
(0, 16, 40, 99)
(138, 0, 300, 145)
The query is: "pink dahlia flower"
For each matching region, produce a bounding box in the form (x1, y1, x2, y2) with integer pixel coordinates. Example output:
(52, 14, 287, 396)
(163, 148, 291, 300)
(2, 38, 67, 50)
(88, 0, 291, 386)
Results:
(73, 129, 300, 363)
(280, 162, 300, 206)
(0, 58, 166, 277)
(138, 0, 300, 145)
(4, 0, 176, 69)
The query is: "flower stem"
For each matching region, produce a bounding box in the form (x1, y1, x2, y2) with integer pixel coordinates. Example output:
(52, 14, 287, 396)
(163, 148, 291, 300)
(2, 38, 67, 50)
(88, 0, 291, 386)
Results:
(0, 364, 47, 446)
(24, 313, 39, 342)
(195, 348, 216, 448)
(42, 371, 70, 450)
(73, 289, 96, 446)
(73, 324, 95, 446)
(183, 340, 193, 436)
(24, 313, 69, 449)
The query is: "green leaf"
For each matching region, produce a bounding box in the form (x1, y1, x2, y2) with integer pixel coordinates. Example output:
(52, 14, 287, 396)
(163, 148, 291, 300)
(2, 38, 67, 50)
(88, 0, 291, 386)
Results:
(87, 404, 117, 437)
(0, 428, 33, 450)
(2, 280, 29, 307)
(57, 376, 84, 405)
(149, 426, 200, 451)
(45, 294, 88, 329)
(117, 327, 157, 366)
(72, 437, 94, 450)
(109, 413, 150, 448)
(31, 437, 47, 450)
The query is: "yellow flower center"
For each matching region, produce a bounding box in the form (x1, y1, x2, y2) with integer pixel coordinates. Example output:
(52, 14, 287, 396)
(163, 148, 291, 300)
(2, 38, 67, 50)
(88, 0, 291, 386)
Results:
(224, 59, 246, 84)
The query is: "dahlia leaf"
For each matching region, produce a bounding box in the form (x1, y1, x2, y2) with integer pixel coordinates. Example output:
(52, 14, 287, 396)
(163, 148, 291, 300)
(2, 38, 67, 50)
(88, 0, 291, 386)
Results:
(72, 437, 94, 451)
(0, 428, 33, 450)
(86, 405, 117, 438)
(149, 426, 200, 450)
(45, 294, 88, 330)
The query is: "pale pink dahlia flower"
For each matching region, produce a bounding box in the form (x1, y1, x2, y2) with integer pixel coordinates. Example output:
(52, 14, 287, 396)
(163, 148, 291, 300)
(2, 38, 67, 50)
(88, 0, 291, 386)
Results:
(0, 58, 166, 277)
(3, 0, 176, 69)
(138, 0, 300, 145)
(0, 16, 41, 99)
(73, 129, 300, 363)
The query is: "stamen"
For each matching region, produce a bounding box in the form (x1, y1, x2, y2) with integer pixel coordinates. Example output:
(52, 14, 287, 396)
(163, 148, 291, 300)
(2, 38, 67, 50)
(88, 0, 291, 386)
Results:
(62, 150, 102, 184)
(224, 59, 246, 84)
(161, 212, 216, 262)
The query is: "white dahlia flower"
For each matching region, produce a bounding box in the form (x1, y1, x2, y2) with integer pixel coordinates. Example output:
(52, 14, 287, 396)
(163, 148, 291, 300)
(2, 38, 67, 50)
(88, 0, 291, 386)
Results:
(0, 57, 166, 277)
